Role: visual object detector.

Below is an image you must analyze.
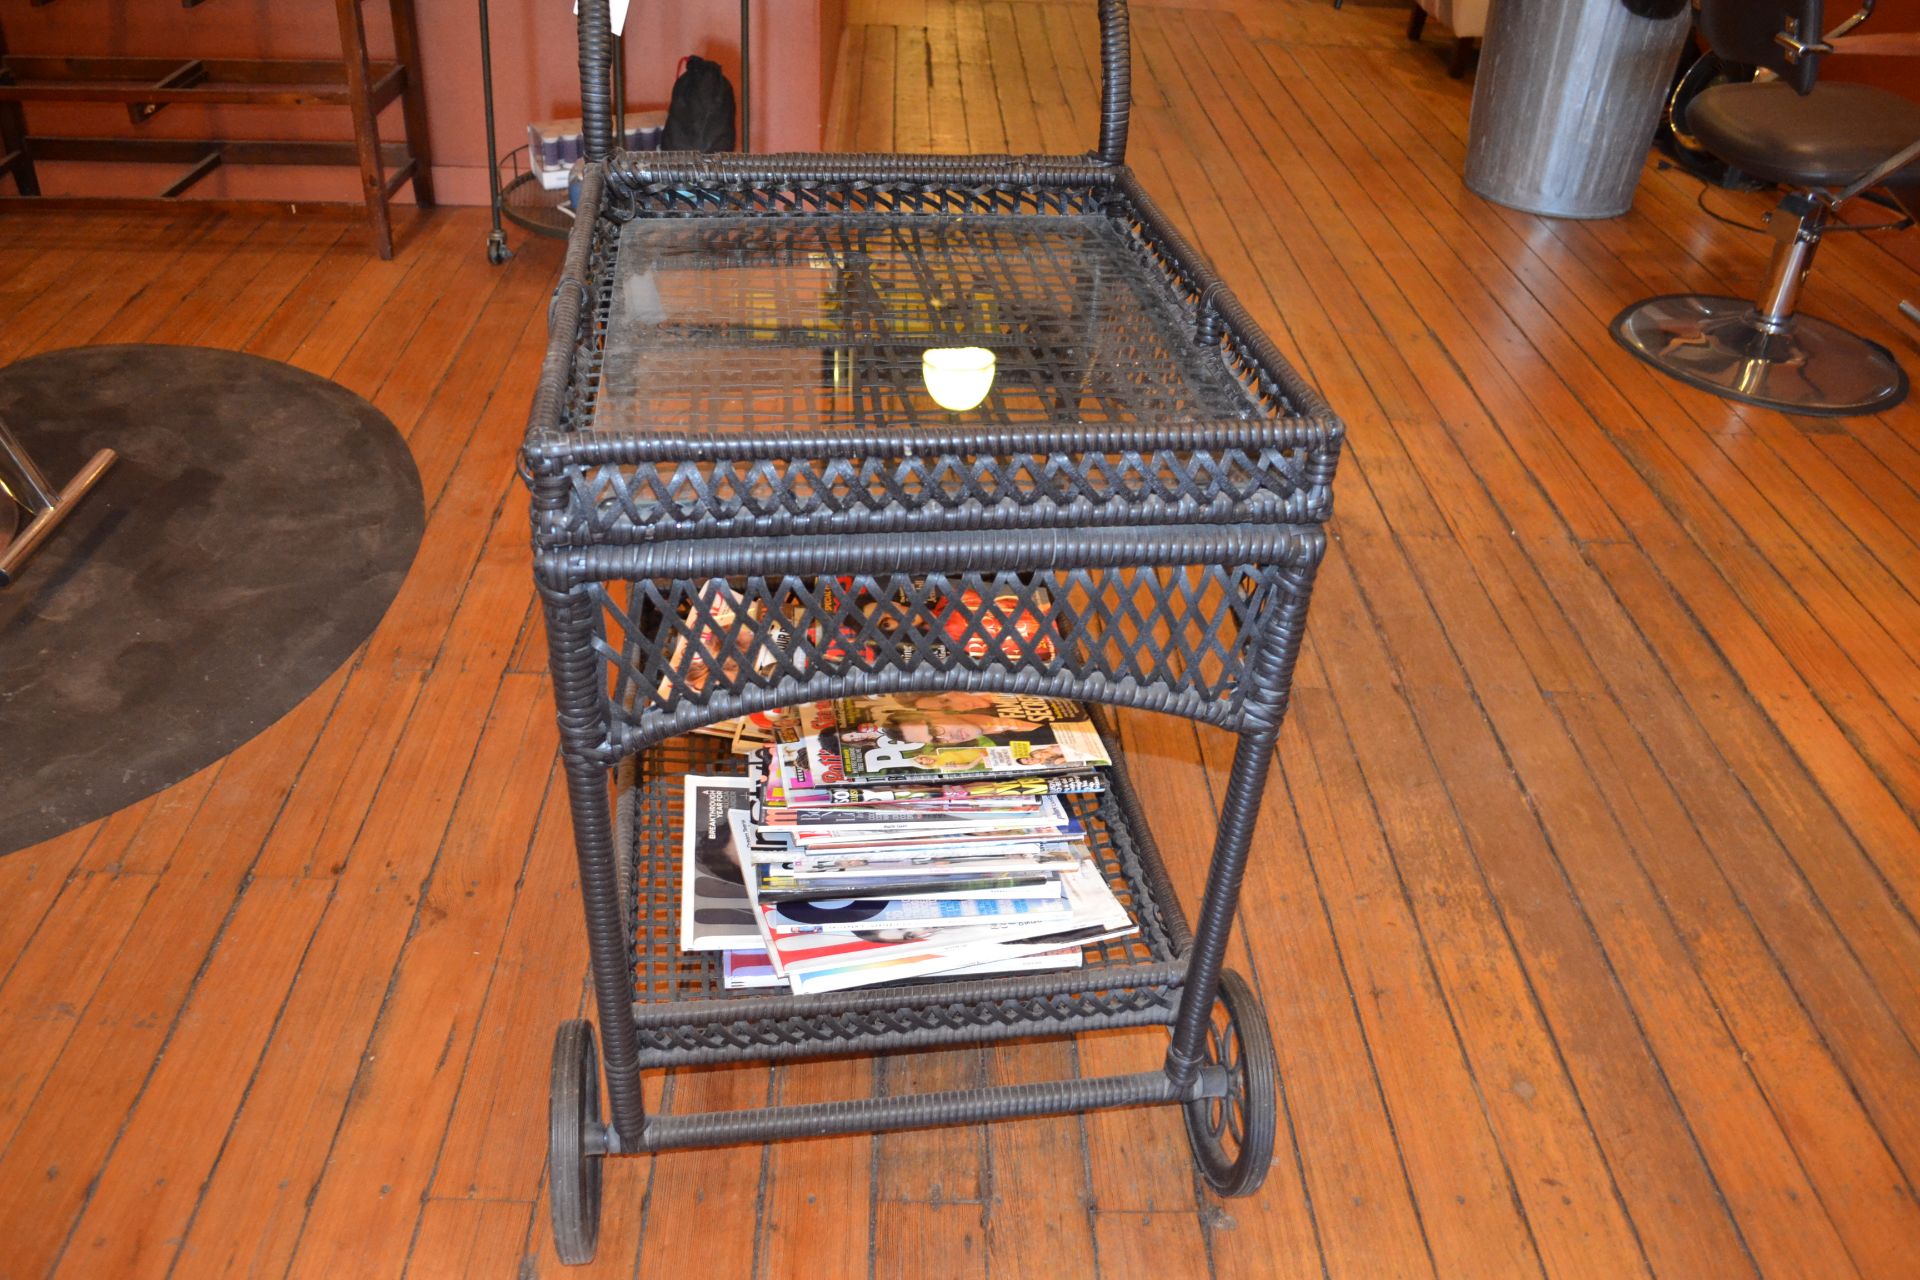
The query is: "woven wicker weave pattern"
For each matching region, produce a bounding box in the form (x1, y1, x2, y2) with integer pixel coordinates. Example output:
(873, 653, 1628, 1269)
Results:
(589, 559, 1319, 758)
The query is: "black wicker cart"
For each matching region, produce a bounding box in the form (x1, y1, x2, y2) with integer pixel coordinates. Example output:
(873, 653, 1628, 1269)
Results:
(523, 0, 1344, 1262)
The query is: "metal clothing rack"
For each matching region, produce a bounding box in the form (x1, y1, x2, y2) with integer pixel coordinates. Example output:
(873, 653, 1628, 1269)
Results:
(522, 0, 1346, 1263)
(479, 0, 751, 264)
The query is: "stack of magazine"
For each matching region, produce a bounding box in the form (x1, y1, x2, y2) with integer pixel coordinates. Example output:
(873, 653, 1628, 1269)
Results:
(678, 692, 1137, 995)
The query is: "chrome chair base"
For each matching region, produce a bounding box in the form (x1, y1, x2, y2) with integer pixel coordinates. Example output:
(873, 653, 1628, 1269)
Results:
(1611, 293, 1909, 417)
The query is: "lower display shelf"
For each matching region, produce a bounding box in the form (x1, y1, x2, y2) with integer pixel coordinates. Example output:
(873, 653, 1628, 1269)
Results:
(499, 149, 574, 240)
(615, 719, 1196, 1067)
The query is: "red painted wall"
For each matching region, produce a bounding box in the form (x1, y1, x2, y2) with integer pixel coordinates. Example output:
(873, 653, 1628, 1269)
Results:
(1824, 0, 1920, 102)
(1, 0, 844, 205)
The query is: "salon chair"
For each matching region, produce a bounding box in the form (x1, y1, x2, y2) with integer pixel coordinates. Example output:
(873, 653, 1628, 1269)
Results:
(1611, 0, 1920, 416)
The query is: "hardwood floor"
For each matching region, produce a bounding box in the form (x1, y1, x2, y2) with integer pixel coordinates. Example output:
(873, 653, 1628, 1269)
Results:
(4, 1, 1920, 1276)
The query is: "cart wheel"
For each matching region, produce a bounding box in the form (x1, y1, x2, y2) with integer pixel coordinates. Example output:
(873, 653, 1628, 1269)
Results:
(1182, 970, 1278, 1198)
(549, 1020, 604, 1265)
(486, 232, 513, 266)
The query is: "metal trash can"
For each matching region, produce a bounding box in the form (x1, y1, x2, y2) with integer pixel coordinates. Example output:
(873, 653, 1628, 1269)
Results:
(1465, 0, 1694, 218)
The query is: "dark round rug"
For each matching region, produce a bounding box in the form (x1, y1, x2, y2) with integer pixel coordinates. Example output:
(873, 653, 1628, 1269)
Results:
(0, 346, 424, 856)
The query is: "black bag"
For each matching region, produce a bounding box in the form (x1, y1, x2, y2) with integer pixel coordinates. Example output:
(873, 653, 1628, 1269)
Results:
(660, 55, 736, 152)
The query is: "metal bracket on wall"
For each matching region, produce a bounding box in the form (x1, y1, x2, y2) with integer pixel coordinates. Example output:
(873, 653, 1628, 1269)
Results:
(129, 59, 210, 124)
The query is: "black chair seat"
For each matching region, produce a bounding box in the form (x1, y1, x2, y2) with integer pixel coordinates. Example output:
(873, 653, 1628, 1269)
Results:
(1690, 81, 1920, 188)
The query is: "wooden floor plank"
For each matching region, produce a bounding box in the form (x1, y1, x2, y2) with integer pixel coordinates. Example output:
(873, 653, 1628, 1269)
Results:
(1293, 43, 1920, 1068)
(979, 1037, 1103, 1280)
(1279, 696, 1546, 1280)
(0, 825, 100, 986)
(199, 221, 355, 351)
(1303, 41, 1920, 847)
(874, 1046, 986, 1205)
(854, 25, 899, 154)
(83, 214, 264, 347)
(1298, 557, 1665, 1280)
(176, 510, 543, 1280)
(0, 213, 125, 319)
(404, 1199, 535, 1280)
(0, 213, 145, 349)
(925, 3, 969, 154)
(0, 869, 157, 1153)
(283, 678, 554, 1279)
(893, 25, 935, 154)
(1183, 720, 1441, 1280)
(48, 875, 335, 1280)
(0, 667, 347, 1273)
(136, 218, 308, 347)
(8, 216, 216, 363)
(953, 0, 1010, 153)
(1128, 17, 1820, 1274)
(1092, 1209, 1210, 1280)
(1110, 715, 1340, 1276)
(753, 1056, 875, 1279)
(425, 771, 592, 1205)
(243, 226, 397, 364)
(875, 1200, 988, 1280)
(628, 1064, 769, 1280)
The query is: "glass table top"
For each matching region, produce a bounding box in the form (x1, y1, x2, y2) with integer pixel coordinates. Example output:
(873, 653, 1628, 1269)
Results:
(593, 212, 1263, 437)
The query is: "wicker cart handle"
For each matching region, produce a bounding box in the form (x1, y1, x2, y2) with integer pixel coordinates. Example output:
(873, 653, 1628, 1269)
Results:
(1095, 0, 1131, 163)
(575, 0, 1131, 164)
(579, 0, 616, 162)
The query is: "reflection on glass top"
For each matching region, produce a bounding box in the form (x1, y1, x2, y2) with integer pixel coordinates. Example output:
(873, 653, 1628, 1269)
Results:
(593, 214, 1261, 436)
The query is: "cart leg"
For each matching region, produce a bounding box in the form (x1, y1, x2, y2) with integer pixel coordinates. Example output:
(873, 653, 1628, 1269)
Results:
(1163, 725, 1278, 1089)
(1165, 586, 1313, 1088)
(541, 582, 650, 1151)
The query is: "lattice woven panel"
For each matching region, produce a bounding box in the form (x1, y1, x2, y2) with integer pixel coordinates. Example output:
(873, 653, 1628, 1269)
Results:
(589, 562, 1313, 751)
(548, 437, 1334, 547)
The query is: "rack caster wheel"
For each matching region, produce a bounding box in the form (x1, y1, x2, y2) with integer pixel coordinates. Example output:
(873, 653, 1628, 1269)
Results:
(1182, 970, 1278, 1197)
(486, 233, 513, 266)
(549, 1020, 604, 1264)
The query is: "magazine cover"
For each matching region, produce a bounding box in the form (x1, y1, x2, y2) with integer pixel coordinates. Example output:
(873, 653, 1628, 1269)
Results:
(726, 812, 1136, 994)
(657, 580, 795, 725)
(761, 846, 1084, 879)
(801, 693, 1111, 785)
(678, 775, 761, 952)
(778, 772, 1108, 807)
(721, 949, 786, 989)
(757, 885, 1074, 933)
(763, 809, 1084, 853)
(752, 870, 1056, 905)
(720, 940, 1076, 990)
(756, 793, 1066, 833)
(778, 922, 1138, 996)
